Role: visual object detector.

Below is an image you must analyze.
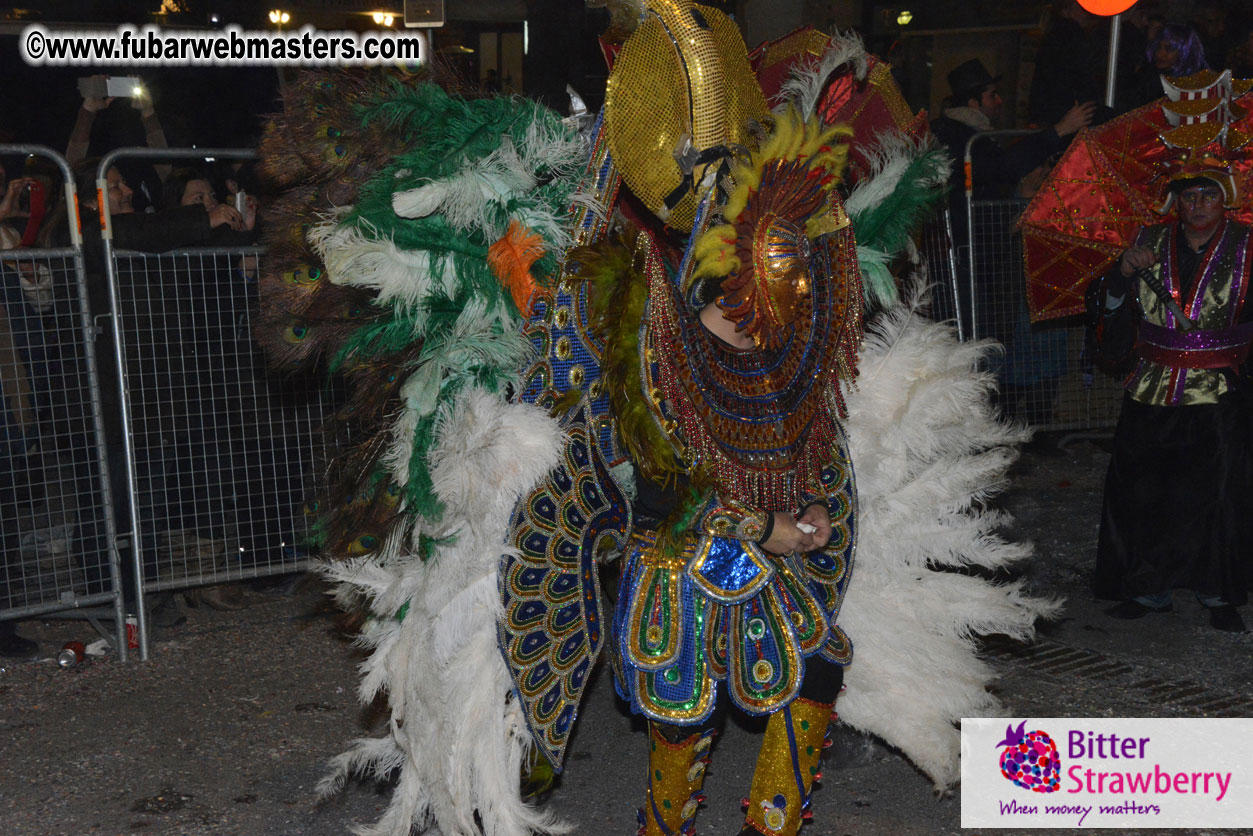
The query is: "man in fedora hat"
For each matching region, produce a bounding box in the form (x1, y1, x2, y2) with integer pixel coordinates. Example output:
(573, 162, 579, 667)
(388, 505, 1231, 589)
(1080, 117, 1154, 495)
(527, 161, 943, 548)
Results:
(931, 57, 1094, 200)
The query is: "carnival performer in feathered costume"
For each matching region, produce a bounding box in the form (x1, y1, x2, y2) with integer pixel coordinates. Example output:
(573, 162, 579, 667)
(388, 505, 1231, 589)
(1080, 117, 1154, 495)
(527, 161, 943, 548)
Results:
(255, 3, 1057, 835)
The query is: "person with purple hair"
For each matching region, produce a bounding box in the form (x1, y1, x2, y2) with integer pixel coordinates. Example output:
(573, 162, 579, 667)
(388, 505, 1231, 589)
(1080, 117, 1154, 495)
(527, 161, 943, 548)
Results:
(1151, 22, 1210, 76)
(1120, 22, 1209, 110)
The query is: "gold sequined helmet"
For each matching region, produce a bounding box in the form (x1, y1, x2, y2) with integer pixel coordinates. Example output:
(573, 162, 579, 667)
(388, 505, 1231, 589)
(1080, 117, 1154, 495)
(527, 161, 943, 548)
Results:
(602, 0, 770, 231)
(1156, 69, 1252, 210)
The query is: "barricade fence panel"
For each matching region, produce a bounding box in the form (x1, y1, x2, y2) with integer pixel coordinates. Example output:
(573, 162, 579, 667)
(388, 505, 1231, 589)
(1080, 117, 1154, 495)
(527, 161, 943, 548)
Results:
(2, 249, 120, 618)
(1, 143, 124, 640)
(3, 146, 334, 659)
(967, 198, 1124, 433)
(918, 208, 963, 337)
(110, 248, 326, 594)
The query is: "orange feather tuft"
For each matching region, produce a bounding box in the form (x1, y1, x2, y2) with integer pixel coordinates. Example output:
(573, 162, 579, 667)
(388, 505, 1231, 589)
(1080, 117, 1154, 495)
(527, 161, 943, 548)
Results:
(487, 220, 546, 315)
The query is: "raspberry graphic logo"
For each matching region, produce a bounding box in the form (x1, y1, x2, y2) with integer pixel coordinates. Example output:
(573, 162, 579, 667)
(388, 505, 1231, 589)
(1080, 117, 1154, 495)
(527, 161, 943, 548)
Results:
(995, 720, 1061, 793)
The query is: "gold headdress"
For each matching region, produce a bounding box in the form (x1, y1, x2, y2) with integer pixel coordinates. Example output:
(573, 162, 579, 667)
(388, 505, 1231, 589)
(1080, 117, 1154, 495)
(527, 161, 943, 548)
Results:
(1157, 69, 1253, 210)
(603, 0, 769, 231)
(690, 107, 853, 349)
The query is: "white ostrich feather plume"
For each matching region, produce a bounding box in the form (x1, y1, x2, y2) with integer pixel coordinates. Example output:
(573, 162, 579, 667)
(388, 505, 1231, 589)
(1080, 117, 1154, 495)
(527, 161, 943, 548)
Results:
(391, 122, 586, 246)
(521, 114, 590, 181)
(844, 131, 949, 222)
(309, 218, 441, 312)
(393, 135, 535, 239)
(318, 389, 568, 836)
(837, 279, 1061, 790)
(777, 29, 870, 119)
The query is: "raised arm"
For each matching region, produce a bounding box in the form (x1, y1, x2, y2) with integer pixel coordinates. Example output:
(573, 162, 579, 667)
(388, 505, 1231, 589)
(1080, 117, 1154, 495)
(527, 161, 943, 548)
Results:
(134, 84, 172, 182)
(65, 93, 113, 165)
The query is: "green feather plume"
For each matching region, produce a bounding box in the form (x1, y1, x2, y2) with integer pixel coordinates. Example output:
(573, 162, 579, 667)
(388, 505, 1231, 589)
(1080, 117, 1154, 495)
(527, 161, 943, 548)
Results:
(844, 136, 951, 305)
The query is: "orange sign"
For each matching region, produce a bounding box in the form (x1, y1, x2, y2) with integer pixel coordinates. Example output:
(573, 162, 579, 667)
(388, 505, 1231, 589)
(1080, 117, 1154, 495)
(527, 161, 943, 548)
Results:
(1076, 0, 1139, 15)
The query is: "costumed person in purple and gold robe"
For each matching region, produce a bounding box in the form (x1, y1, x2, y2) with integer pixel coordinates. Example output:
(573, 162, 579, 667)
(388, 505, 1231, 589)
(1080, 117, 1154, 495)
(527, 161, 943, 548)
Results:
(1091, 70, 1253, 633)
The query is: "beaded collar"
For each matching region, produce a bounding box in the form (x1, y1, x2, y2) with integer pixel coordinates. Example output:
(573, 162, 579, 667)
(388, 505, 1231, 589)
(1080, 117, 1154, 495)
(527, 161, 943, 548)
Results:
(642, 223, 862, 511)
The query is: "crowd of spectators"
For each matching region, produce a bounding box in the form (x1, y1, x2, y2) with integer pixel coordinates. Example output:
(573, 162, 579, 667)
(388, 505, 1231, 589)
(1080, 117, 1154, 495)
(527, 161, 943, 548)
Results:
(1, 80, 270, 657)
(928, 1, 1253, 427)
(927, 2, 1251, 632)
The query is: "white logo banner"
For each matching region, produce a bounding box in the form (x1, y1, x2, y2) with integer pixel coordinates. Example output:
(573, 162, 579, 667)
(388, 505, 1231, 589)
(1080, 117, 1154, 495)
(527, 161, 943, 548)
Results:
(961, 718, 1252, 828)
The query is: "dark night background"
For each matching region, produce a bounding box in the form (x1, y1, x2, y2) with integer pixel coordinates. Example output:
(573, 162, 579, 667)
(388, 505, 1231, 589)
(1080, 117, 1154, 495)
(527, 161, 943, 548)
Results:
(0, 0, 624, 157)
(0, 2, 299, 154)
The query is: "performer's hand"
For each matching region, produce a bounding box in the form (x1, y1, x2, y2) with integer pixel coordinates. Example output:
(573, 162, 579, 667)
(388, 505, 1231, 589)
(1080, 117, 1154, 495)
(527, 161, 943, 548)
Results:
(797, 504, 833, 549)
(761, 512, 816, 555)
(1119, 246, 1157, 278)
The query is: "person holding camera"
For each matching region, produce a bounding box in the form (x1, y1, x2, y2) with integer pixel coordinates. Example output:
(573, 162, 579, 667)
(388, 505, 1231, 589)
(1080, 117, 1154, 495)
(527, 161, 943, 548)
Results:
(162, 167, 254, 234)
(0, 159, 44, 251)
(66, 75, 171, 213)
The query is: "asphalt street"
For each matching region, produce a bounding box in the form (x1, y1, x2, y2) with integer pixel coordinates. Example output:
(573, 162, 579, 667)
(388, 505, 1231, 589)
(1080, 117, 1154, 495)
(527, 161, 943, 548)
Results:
(1, 435, 1250, 836)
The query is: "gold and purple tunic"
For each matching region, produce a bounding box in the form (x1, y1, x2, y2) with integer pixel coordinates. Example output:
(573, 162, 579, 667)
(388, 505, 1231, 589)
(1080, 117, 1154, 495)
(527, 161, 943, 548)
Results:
(1094, 218, 1253, 606)
(1125, 219, 1253, 406)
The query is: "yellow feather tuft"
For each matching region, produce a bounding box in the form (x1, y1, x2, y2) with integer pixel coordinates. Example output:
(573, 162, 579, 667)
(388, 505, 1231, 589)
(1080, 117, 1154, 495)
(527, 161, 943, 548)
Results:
(719, 106, 852, 225)
(690, 224, 740, 283)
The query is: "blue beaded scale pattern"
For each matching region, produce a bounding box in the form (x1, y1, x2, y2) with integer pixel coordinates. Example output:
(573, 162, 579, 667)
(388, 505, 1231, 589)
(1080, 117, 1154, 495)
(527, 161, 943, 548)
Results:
(645, 224, 861, 513)
(497, 409, 629, 769)
(498, 112, 634, 771)
(603, 171, 860, 724)
(516, 109, 624, 463)
(800, 448, 856, 666)
(609, 452, 856, 726)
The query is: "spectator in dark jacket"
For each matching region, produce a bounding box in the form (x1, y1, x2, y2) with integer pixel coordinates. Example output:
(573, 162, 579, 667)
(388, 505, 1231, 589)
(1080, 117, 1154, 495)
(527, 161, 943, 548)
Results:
(1028, 2, 1108, 128)
(1230, 19, 1253, 77)
(1191, 0, 1237, 69)
(162, 166, 254, 232)
(931, 58, 1094, 201)
(931, 58, 1093, 379)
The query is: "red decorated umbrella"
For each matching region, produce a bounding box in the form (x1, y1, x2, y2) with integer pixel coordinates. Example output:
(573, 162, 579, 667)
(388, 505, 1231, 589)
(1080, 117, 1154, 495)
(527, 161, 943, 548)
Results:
(1020, 73, 1253, 322)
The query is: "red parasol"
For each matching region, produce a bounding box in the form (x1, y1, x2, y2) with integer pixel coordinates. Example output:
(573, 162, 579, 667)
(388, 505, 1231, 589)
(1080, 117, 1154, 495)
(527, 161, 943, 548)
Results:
(1020, 75, 1253, 321)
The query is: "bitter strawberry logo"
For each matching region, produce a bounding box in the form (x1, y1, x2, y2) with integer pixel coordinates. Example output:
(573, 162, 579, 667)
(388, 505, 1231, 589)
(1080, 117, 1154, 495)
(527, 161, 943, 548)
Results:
(996, 720, 1061, 793)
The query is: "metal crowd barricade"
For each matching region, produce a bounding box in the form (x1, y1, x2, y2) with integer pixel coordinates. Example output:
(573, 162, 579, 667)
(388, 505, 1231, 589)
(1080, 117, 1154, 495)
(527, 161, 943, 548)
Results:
(0, 146, 127, 655)
(961, 132, 1125, 434)
(98, 149, 328, 659)
(917, 206, 964, 340)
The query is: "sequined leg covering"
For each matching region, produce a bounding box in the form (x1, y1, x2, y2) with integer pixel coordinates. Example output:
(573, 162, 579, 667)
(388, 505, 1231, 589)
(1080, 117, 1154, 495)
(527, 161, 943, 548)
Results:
(637, 722, 715, 836)
(739, 697, 835, 835)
